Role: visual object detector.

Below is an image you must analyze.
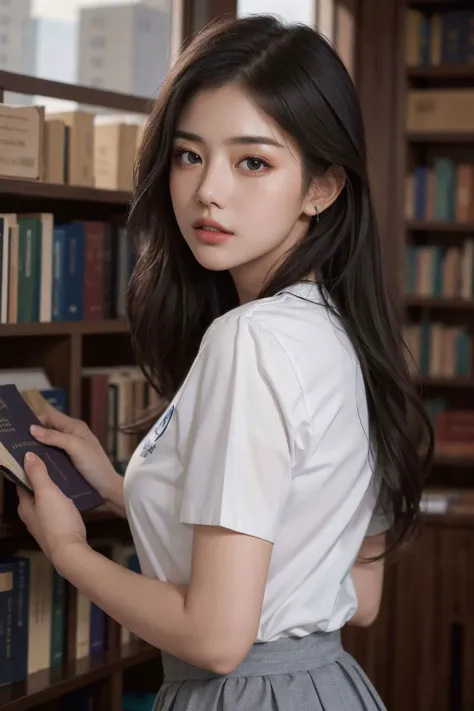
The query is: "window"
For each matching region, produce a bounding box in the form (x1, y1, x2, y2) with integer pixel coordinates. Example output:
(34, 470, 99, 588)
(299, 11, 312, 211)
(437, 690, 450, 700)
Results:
(11, 0, 175, 99)
(0, 33, 7, 44)
(0, 15, 10, 26)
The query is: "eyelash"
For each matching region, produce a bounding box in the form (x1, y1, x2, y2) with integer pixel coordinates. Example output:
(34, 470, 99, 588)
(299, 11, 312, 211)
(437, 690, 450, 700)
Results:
(171, 148, 272, 172)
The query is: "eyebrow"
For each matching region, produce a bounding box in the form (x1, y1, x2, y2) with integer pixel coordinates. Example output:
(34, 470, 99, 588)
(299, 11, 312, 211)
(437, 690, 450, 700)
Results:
(174, 130, 284, 148)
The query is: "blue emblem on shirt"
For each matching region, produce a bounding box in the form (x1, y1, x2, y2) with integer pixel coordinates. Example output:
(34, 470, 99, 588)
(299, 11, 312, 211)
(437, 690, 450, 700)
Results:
(140, 405, 174, 458)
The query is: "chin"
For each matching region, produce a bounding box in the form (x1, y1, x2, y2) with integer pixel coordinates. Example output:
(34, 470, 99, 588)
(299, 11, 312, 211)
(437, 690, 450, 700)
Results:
(189, 244, 240, 272)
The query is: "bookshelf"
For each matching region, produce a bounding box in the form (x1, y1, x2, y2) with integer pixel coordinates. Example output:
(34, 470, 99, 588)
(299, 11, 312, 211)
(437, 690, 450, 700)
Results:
(0, 71, 160, 711)
(403, 0, 474, 483)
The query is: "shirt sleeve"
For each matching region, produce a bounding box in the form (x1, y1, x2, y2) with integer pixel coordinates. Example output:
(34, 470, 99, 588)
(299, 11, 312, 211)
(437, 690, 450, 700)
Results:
(366, 487, 393, 536)
(177, 314, 308, 543)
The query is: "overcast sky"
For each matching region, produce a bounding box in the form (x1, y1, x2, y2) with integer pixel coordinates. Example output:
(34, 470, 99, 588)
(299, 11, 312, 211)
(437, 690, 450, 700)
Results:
(33, 0, 315, 25)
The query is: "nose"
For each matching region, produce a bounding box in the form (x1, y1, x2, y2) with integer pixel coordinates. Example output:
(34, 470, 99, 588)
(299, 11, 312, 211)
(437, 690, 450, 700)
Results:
(195, 159, 229, 208)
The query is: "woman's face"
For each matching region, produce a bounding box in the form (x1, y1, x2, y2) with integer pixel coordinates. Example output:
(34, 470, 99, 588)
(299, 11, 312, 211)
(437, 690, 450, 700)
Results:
(169, 83, 319, 299)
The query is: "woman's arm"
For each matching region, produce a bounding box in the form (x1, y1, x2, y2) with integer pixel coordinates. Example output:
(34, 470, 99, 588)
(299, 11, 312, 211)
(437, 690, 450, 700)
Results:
(55, 524, 273, 675)
(347, 533, 385, 627)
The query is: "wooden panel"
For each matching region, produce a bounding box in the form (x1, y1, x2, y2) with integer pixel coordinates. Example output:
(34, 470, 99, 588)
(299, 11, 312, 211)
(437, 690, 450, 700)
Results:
(356, 0, 405, 292)
(182, 0, 237, 41)
(342, 561, 397, 707)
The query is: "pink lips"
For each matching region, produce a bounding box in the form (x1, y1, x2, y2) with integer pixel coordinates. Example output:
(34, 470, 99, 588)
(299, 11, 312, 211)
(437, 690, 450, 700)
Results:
(193, 217, 234, 245)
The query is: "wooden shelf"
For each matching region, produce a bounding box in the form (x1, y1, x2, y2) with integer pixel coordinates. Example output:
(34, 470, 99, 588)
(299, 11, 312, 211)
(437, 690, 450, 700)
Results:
(0, 510, 123, 541)
(435, 454, 474, 467)
(407, 132, 474, 143)
(409, 0, 474, 8)
(0, 320, 128, 337)
(406, 220, 474, 232)
(418, 376, 474, 388)
(0, 641, 158, 711)
(407, 65, 474, 79)
(405, 296, 474, 309)
(0, 178, 132, 206)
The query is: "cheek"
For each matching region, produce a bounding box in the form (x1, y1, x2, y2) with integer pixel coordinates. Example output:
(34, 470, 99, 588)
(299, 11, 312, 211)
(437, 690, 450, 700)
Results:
(169, 170, 184, 212)
(241, 173, 303, 228)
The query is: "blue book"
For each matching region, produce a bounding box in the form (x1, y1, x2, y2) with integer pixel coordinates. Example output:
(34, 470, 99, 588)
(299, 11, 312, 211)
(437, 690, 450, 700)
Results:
(40, 387, 67, 414)
(11, 557, 29, 683)
(442, 12, 468, 63)
(414, 166, 427, 220)
(0, 560, 15, 686)
(419, 15, 431, 65)
(89, 602, 106, 656)
(55, 223, 85, 321)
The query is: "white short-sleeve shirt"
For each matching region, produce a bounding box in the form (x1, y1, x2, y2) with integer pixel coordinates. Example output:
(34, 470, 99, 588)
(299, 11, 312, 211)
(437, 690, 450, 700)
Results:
(123, 282, 386, 642)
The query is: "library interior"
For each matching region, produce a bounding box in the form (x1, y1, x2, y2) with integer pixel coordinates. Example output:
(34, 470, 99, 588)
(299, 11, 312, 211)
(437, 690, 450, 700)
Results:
(0, 0, 472, 709)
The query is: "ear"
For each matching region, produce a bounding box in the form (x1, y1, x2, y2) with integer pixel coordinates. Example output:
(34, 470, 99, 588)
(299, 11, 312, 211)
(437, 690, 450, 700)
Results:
(302, 166, 346, 218)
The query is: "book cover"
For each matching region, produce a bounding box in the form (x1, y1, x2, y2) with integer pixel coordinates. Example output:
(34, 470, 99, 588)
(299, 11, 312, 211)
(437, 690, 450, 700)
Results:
(0, 384, 103, 512)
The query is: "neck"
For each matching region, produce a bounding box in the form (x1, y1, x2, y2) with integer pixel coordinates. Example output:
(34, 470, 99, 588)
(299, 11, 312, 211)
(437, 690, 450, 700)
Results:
(230, 218, 312, 304)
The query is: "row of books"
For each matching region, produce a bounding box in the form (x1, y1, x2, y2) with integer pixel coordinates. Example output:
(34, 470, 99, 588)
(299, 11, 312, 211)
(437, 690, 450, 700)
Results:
(405, 161, 474, 223)
(0, 104, 145, 190)
(81, 367, 163, 474)
(403, 321, 471, 378)
(426, 399, 474, 455)
(406, 9, 474, 66)
(0, 542, 140, 686)
(405, 243, 474, 298)
(0, 214, 135, 324)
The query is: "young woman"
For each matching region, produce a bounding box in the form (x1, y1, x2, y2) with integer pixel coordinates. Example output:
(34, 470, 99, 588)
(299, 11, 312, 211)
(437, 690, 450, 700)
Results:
(20, 14, 432, 710)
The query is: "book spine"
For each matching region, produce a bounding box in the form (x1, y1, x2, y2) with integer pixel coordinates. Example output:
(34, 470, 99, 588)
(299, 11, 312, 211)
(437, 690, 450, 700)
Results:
(12, 557, 29, 683)
(83, 222, 104, 321)
(64, 225, 85, 321)
(52, 228, 67, 321)
(89, 602, 106, 655)
(0, 564, 15, 686)
(17, 219, 41, 323)
(50, 569, 65, 668)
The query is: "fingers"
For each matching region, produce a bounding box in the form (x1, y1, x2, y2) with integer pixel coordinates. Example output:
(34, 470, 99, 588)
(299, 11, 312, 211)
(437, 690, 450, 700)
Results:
(23, 452, 52, 491)
(38, 408, 78, 435)
(17, 486, 34, 521)
(30, 423, 73, 453)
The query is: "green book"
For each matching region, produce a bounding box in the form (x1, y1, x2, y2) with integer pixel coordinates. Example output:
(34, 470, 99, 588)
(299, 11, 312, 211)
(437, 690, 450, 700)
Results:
(17, 217, 42, 323)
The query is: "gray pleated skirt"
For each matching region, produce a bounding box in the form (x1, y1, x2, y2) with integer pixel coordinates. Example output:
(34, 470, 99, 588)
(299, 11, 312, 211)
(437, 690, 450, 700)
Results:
(153, 630, 387, 710)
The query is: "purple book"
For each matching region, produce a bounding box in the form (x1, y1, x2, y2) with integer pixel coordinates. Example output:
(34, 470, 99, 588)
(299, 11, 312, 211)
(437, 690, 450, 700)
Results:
(0, 384, 103, 512)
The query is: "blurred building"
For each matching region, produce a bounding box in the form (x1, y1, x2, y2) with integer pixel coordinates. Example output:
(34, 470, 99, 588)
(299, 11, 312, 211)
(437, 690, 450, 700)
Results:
(78, 1, 171, 98)
(0, 0, 36, 103)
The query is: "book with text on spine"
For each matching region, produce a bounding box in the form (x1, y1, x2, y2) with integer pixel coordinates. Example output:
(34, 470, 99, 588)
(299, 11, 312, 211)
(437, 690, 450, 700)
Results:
(0, 384, 103, 513)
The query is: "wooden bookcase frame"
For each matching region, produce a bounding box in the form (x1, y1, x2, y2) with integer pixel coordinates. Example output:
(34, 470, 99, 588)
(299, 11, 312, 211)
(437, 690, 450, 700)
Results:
(0, 70, 160, 711)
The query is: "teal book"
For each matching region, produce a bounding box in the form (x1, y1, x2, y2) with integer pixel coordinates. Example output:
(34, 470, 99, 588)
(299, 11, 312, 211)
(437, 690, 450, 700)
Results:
(17, 217, 42, 323)
(434, 158, 456, 222)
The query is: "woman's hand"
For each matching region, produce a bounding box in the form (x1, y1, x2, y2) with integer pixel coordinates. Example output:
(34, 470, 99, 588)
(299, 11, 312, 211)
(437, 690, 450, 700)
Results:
(17, 452, 89, 567)
(29, 407, 126, 518)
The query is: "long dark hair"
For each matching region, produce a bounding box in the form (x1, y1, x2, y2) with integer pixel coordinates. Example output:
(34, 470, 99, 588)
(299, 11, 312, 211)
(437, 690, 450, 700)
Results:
(127, 14, 433, 553)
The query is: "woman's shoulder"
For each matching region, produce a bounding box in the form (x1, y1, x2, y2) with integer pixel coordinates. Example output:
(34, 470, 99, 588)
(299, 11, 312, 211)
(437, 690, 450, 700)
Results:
(204, 282, 350, 368)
